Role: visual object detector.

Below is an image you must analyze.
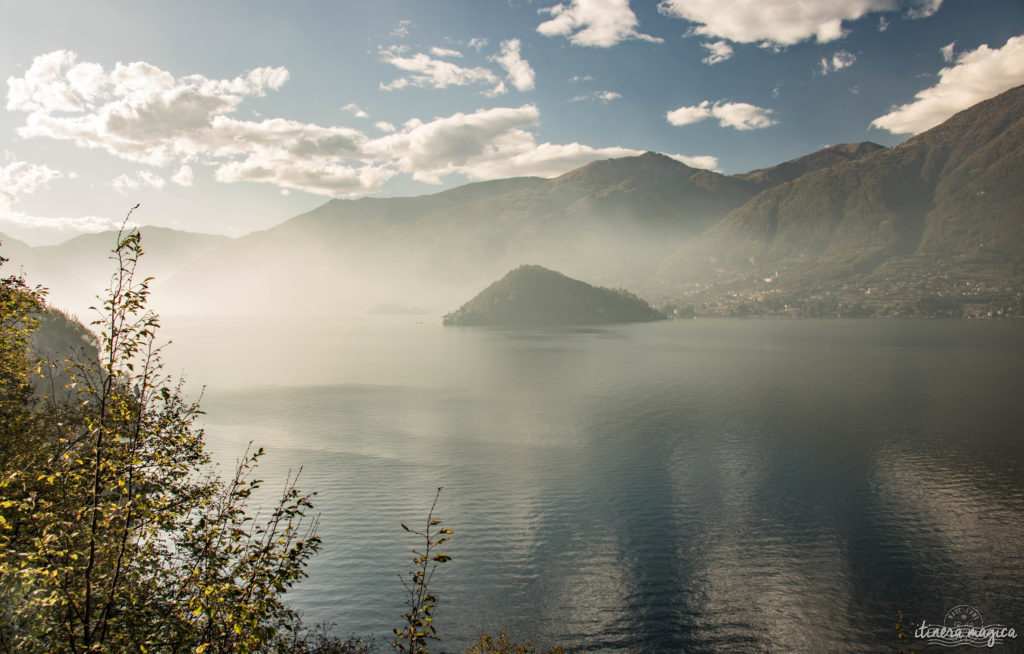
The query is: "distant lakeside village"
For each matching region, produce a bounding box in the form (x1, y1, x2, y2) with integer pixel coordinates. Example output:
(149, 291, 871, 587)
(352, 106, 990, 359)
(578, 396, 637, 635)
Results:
(659, 263, 1024, 319)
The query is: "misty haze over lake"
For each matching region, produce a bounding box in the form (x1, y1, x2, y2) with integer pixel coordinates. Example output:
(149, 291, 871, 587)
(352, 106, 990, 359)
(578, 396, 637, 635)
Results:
(162, 316, 1024, 652)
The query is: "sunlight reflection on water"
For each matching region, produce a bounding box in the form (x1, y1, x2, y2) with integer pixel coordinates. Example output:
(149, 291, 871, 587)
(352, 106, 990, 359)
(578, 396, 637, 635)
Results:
(161, 317, 1024, 652)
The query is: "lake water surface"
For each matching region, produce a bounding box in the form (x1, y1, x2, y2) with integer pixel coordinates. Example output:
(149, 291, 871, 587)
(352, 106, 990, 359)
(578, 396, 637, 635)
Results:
(161, 317, 1024, 652)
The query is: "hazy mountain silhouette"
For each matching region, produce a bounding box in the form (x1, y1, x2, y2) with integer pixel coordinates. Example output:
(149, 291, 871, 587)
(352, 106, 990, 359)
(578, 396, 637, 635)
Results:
(0, 227, 231, 315)
(161, 141, 884, 314)
(443, 265, 663, 326)
(8, 86, 1021, 317)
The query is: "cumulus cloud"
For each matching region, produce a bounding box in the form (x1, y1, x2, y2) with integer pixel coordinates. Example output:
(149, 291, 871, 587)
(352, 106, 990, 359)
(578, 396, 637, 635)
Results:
(667, 100, 777, 130)
(467, 37, 490, 52)
(819, 50, 856, 75)
(7, 50, 289, 167)
(342, 103, 369, 118)
(365, 104, 717, 181)
(380, 49, 502, 93)
(872, 35, 1024, 134)
(491, 39, 536, 92)
(878, 15, 889, 31)
(940, 41, 955, 63)
(6, 51, 716, 198)
(171, 164, 194, 186)
(537, 0, 663, 47)
(658, 0, 895, 46)
(701, 40, 734, 65)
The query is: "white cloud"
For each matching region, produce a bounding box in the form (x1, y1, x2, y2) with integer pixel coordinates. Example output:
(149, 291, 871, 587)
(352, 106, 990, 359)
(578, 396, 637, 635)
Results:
(7, 50, 288, 167)
(710, 102, 778, 130)
(0, 160, 62, 208)
(171, 164, 194, 186)
(658, 0, 895, 46)
(569, 90, 622, 103)
(214, 159, 395, 197)
(467, 37, 490, 52)
(872, 35, 1024, 134)
(537, 0, 663, 47)
(906, 0, 942, 19)
(940, 41, 955, 63)
(430, 46, 463, 58)
(666, 102, 713, 126)
(342, 103, 369, 118)
(380, 50, 502, 93)
(819, 50, 856, 75)
(111, 170, 165, 194)
(701, 40, 734, 65)
(878, 15, 889, 31)
(6, 51, 716, 198)
(667, 100, 777, 130)
(569, 74, 594, 83)
(1, 211, 130, 235)
(665, 153, 720, 169)
(491, 39, 536, 92)
(390, 20, 412, 38)
(138, 170, 165, 189)
(0, 159, 120, 238)
(483, 81, 508, 98)
(365, 105, 543, 183)
(366, 104, 717, 181)
(110, 174, 136, 194)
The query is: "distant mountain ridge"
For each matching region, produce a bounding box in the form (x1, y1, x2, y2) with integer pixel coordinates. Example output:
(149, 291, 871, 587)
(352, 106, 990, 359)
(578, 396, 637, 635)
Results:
(6, 85, 1022, 318)
(0, 227, 231, 315)
(654, 84, 1024, 298)
(158, 136, 887, 315)
(736, 142, 887, 189)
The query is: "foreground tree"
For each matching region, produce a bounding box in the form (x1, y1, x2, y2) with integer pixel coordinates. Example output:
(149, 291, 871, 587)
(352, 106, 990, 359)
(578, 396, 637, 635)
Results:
(0, 221, 326, 653)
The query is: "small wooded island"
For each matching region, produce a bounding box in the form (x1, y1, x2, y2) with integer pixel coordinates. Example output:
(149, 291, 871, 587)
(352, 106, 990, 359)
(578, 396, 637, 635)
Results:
(443, 265, 665, 326)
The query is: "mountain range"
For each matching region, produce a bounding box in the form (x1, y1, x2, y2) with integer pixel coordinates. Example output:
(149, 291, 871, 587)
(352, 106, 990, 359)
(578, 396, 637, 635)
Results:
(3, 85, 1022, 318)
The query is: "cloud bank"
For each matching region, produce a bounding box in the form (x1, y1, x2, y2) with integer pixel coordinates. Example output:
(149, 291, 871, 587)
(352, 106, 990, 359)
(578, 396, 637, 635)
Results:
(872, 35, 1024, 134)
(6, 51, 717, 201)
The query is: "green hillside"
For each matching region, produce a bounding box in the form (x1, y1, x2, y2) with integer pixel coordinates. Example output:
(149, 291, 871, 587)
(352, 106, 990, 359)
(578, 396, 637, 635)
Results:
(443, 265, 664, 326)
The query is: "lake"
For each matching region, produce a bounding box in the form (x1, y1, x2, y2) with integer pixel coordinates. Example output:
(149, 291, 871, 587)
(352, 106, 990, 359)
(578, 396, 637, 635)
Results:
(160, 317, 1024, 652)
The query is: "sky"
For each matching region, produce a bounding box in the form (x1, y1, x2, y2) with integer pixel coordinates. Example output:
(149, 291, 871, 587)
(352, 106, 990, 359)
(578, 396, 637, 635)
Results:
(0, 0, 1022, 245)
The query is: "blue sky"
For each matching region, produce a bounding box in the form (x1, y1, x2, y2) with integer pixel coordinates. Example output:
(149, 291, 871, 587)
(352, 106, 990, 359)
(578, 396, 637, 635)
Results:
(1, 0, 1022, 244)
